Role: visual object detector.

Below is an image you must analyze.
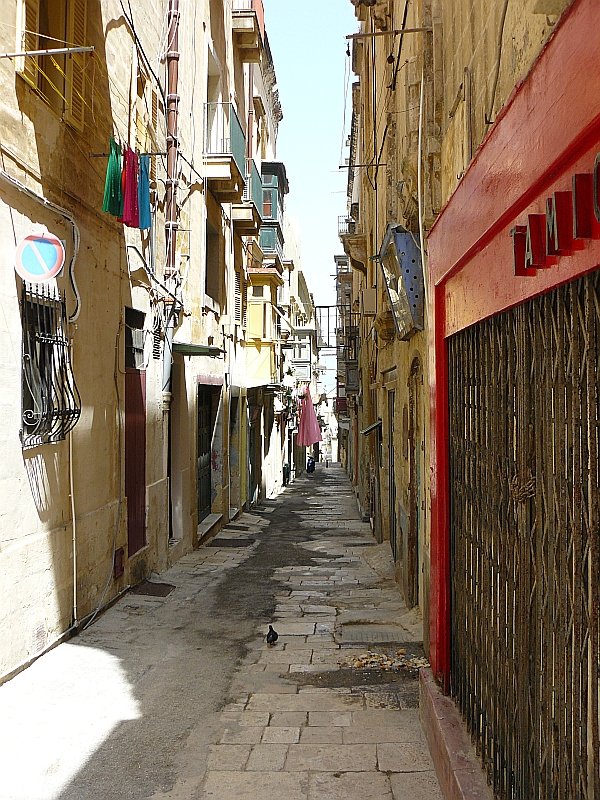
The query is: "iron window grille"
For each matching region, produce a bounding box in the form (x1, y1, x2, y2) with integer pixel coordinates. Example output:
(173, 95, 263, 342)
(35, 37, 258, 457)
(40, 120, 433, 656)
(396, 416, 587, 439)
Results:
(20, 282, 81, 449)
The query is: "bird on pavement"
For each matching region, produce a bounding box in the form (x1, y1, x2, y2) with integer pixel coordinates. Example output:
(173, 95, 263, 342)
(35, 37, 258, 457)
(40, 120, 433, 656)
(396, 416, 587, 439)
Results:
(266, 625, 278, 646)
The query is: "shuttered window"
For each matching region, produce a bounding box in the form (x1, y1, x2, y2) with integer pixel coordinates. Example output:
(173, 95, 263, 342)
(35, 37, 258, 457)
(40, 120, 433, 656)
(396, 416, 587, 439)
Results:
(17, 0, 87, 130)
(136, 74, 160, 182)
(16, 0, 40, 85)
(64, 0, 86, 130)
(234, 271, 247, 328)
(241, 275, 247, 328)
(234, 270, 242, 323)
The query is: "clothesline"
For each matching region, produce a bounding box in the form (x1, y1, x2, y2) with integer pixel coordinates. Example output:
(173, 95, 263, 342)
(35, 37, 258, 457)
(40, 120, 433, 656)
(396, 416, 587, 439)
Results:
(102, 136, 152, 230)
(91, 150, 166, 158)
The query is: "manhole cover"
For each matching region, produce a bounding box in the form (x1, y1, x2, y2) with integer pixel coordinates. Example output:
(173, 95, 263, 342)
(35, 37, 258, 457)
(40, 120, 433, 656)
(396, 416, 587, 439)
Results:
(208, 538, 256, 548)
(336, 624, 408, 644)
(130, 580, 175, 597)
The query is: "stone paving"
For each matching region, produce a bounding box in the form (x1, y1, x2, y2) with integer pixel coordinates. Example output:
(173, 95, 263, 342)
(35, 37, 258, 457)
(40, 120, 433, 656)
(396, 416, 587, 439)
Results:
(0, 464, 442, 800)
(198, 466, 442, 800)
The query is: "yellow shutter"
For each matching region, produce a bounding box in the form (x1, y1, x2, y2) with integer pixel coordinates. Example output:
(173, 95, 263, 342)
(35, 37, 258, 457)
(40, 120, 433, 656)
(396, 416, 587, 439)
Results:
(65, 0, 87, 130)
(234, 271, 242, 323)
(241, 275, 248, 328)
(150, 88, 158, 181)
(17, 0, 40, 86)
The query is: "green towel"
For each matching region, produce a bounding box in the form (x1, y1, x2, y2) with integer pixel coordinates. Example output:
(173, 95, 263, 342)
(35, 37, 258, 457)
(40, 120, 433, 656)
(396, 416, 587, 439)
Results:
(102, 137, 123, 216)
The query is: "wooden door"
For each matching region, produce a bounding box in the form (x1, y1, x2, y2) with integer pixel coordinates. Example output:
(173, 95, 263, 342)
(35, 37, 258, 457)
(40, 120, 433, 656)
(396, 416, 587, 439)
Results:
(125, 368, 146, 555)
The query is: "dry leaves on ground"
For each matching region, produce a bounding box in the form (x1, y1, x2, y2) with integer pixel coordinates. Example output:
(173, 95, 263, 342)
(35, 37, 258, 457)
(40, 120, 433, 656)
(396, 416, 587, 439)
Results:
(338, 649, 430, 673)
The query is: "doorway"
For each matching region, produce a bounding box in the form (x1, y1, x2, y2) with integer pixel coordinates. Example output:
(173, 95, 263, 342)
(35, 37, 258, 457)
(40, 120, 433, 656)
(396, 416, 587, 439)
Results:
(197, 386, 212, 522)
(406, 357, 423, 609)
(125, 368, 146, 556)
(388, 389, 397, 555)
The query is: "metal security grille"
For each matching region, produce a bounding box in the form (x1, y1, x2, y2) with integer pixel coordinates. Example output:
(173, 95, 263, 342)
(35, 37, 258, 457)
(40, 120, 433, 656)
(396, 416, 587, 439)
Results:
(448, 270, 599, 800)
(20, 282, 81, 449)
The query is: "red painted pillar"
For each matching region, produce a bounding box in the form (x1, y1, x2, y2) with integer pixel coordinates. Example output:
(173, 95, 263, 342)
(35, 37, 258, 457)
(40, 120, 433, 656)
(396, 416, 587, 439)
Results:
(428, 283, 451, 691)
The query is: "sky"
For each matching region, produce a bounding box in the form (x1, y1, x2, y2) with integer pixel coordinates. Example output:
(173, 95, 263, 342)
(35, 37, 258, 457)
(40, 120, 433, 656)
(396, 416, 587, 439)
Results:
(263, 0, 358, 309)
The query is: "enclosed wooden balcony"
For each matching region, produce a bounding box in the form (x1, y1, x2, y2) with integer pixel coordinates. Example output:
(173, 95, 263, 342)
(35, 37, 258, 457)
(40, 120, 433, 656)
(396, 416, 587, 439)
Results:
(232, 159, 263, 235)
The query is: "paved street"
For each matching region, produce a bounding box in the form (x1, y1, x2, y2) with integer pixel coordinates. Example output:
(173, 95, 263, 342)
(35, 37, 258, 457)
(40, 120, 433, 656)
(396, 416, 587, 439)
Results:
(0, 464, 442, 800)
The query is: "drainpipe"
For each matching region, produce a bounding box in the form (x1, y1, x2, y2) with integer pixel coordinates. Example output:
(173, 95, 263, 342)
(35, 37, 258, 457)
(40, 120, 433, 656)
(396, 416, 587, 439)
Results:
(165, 0, 180, 287)
(164, 0, 181, 381)
(69, 428, 77, 624)
(164, 0, 181, 540)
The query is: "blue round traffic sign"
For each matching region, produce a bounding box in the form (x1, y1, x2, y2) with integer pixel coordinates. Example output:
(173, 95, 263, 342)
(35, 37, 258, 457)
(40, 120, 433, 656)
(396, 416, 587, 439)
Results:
(15, 233, 65, 282)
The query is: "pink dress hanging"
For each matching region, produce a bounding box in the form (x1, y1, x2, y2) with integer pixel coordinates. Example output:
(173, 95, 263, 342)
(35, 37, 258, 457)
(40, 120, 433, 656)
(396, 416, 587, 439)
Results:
(296, 385, 322, 447)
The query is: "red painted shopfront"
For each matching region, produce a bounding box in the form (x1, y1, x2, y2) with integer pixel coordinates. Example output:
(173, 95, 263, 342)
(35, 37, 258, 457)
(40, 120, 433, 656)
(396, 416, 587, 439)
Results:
(427, 0, 599, 796)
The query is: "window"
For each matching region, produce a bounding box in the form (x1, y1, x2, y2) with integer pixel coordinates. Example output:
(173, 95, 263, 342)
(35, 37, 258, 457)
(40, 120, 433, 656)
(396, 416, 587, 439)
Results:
(17, 0, 88, 130)
(20, 282, 81, 449)
(135, 73, 160, 182)
(262, 188, 273, 219)
(252, 285, 264, 297)
(205, 219, 223, 304)
(125, 307, 146, 370)
(234, 270, 247, 327)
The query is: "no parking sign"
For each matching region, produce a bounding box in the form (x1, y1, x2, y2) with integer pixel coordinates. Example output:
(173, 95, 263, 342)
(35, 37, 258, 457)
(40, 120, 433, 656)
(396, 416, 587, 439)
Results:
(15, 232, 65, 283)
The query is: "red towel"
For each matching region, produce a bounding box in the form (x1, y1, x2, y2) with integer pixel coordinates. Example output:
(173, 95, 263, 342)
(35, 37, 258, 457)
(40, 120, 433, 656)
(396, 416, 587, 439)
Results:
(121, 147, 140, 228)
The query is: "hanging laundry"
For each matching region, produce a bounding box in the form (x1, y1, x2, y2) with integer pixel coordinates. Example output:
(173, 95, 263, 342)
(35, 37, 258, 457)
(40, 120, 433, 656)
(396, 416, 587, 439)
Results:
(138, 154, 152, 230)
(121, 147, 140, 228)
(102, 137, 123, 217)
(296, 385, 322, 447)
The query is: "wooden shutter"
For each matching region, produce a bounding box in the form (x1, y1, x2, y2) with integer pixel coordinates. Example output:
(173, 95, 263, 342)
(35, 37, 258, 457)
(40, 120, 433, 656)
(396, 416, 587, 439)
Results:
(241, 275, 248, 328)
(65, 0, 87, 130)
(135, 75, 146, 151)
(17, 0, 40, 86)
(150, 88, 158, 181)
(234, 271, 242, 324)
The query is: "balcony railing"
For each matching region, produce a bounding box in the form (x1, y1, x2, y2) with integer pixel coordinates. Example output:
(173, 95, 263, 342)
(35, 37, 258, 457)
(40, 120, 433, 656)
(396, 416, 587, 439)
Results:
(259, 226, 284, 262)
(204, 102, 246, 178)
(335, 397, 348, 415)
(233, 0, 265, 40)
(243, 158, 263, 217)
(338, 215, 356, 236)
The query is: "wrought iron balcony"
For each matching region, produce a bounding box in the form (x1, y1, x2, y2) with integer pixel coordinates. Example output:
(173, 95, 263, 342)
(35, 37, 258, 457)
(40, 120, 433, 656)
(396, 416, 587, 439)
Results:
(335, 396, 348, 416)
(338, 215, 356, 236)
(204, 102, 246, 202)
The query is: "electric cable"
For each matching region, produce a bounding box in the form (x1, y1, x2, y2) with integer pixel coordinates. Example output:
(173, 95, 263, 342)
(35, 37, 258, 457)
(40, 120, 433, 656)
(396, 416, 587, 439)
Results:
(486, 0, 510, 124)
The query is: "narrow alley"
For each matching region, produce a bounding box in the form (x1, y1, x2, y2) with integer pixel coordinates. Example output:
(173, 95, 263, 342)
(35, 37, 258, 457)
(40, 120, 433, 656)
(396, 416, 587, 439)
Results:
(0, 465, 444, 800)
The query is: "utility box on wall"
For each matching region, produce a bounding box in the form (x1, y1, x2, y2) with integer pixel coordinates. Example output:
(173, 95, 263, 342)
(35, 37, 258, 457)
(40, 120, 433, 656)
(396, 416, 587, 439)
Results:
(362, 287, 377, 315)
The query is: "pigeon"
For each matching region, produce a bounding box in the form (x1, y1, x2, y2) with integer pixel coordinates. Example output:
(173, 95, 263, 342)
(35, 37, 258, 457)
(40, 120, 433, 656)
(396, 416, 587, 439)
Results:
(266, 625, 278, 646)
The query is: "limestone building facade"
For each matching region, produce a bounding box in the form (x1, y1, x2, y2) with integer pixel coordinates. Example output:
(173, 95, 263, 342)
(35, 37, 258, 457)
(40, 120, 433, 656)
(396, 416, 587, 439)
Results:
(0, 0, 305, 683)
(340, 2, 599, 798)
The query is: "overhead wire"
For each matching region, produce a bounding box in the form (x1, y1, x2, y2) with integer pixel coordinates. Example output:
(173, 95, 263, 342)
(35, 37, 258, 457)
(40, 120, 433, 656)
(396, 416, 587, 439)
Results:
(339, 39, 352, 166)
